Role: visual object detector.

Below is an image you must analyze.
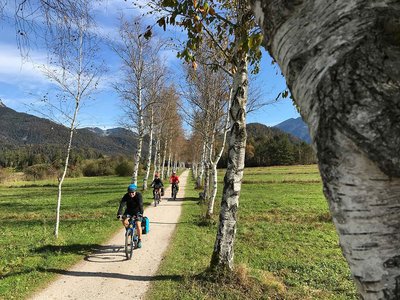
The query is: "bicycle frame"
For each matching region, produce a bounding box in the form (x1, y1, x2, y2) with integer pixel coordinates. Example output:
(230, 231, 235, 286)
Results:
(154, 188, 161, 206)
(172, 184, 178, 200)
(124, 216, 138, 260)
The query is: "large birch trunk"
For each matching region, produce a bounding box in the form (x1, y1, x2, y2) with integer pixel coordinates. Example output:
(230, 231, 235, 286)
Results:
(210, 6, 249, 268)
(251, 1, 400, 298)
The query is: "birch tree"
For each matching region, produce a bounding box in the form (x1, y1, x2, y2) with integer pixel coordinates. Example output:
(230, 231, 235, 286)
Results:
(38, 1, 103, 238)
(151, 0, 262, 271)
(183, 60, 231, 215)
(113, 16, 164, 185)
(250, 1, 400, 298)
(143, 62, 167, 189)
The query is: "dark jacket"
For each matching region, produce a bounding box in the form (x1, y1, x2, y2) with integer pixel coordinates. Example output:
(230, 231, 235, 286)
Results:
(151, 178, 164, 189)
(117, 192, 144, 217)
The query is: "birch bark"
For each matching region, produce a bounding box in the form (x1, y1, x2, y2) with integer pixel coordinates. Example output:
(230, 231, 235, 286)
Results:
(251, 1, 400, 298)
(143, 107, 154, 190)
(210, 1, 249, 268)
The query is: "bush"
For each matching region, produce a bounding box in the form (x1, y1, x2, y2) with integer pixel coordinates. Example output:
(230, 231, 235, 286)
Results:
(0, 167, 11, 183)
(115, 160, 133, 177)
(82, 158, 116, 177)
(24, 164, 58, 180)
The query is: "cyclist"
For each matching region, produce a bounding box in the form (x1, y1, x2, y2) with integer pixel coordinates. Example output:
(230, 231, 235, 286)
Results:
(117, 183, 144, 248)
(150, 172, 164, 200)
(169, 171, 180, 198)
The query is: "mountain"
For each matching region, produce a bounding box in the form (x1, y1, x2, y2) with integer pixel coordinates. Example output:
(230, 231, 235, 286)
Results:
(273, 117, 311, 144)
(0, 104, 138, 156)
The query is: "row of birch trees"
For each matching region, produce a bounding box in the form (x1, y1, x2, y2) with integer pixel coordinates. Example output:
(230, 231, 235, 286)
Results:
(112, 16, 187, 189)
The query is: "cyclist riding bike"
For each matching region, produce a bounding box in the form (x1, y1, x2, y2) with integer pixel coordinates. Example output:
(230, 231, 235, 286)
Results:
(169, 171, 180, 198)
(117, 184, 144, 248)
(150, 172, 164, 200)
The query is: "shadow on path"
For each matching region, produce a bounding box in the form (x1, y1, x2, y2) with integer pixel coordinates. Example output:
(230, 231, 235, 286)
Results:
(41, 268, 183, 282)
(166, 197, 198, 202)
(0, 267, 183, 283)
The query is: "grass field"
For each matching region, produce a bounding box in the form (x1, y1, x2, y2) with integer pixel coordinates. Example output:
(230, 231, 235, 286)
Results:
(146, 165, 357, 299)
(0, 175, 154, 299)
(0, 166, 357, 299)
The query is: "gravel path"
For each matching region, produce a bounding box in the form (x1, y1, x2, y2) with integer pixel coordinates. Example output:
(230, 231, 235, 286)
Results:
(30, 169, 190, 300)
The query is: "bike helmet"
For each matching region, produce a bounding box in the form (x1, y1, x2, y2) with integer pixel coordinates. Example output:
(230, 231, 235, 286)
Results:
(127, 183, 137, 192)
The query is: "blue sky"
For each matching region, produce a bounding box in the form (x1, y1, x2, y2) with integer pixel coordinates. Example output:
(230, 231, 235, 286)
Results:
(0, 1, 300, 130)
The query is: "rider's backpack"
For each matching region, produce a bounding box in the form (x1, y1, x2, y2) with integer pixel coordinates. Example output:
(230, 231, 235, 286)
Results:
(141, 216, 150, 234)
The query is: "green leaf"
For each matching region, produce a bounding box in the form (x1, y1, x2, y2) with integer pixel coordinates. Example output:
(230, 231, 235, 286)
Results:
(144, 29, 152, 40)
(161, 0, 177, 8)
(157, 17, 167, 31)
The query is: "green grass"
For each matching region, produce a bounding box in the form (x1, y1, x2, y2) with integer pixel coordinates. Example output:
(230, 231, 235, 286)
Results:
(146, 165, 357, 299)
(0, 166, 357, 299)
(0, 175, 155, 300)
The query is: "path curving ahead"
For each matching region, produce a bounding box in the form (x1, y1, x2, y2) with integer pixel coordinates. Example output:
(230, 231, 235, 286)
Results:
(30, 169, 190, 300)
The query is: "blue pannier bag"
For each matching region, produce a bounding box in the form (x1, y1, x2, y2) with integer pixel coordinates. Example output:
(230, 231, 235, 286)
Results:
(141, 216, 150, 234)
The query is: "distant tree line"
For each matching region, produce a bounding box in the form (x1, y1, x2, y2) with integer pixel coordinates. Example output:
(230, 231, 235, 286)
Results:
(218, 123, 316, 168)
(0, 144, 103, 170)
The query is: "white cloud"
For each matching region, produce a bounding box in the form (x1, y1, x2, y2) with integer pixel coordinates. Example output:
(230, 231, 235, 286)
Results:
(0, 43, 49, 85)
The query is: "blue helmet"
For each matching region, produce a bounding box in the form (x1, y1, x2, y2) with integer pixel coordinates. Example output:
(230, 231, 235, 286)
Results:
(127, 184, 137, 192)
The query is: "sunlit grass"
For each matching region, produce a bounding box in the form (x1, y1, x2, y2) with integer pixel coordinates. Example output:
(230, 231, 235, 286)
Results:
(147, 165, 357, 299)
(0, 175, 154, 299)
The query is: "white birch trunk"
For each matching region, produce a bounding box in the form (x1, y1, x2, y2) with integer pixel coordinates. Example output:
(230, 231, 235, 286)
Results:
(167, 141, 172, 179)
(131, 85, 143, 185)
(55, 100, 79, 238)
(153, 140, 158, 176)
(207, 90, 231, 218)
(154, 130, 162, 175)
(196, 142, 206, 188)
(210, 3, 249, 269)
(251, 0, 400, 298)
(143, 108, 154, 190)
(161, 139, 167, 179)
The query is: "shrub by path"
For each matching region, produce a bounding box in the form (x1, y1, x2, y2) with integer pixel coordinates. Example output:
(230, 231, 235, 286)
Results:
(29, 169, 190, 300)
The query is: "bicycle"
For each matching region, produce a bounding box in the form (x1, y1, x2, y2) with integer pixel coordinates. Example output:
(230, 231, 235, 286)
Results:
(154, 188, 161, 207)
(171, 183, 178, 201)
(119, 215, 138, 260)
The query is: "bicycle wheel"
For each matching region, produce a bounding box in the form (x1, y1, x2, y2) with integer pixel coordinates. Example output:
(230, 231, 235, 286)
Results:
(125, 229, 133, 260)
(172, 187, 177, 201)
(154, 193, 158, 207)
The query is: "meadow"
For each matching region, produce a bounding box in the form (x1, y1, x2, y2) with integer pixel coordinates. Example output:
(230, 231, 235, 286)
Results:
(0, 175, 152, 299)
(146, 165, 357, 299)
(0, 165, 357, 299)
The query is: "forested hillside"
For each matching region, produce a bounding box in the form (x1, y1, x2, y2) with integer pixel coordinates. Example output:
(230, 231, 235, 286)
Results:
(218, 123, 316, 167)
(0, 105, 140, 169)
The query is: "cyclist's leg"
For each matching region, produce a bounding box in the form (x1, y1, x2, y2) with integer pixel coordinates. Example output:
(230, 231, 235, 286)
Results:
(122, 215, 129, 228)
(136, 220, 142, 239)
(135, 218, 143, 248)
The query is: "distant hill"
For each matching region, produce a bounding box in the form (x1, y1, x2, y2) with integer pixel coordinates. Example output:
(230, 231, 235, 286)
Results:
(274, 117, 311, 144)
(0, 104, 138, 157)
(218, 122, 316, 167)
